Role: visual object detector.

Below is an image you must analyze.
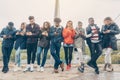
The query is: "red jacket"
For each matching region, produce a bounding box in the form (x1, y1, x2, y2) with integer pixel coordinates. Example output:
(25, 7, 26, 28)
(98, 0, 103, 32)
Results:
(62, 28, 75, 44)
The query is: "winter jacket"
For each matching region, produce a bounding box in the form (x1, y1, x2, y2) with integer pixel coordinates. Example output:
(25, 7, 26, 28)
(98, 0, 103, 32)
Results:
(74, 27, 85, 48)
(49, 26, 63, 43)
(26, 23, 40, 44)
(14, 30, 27, 50)
(62, 28, 75, 44)
(38, 28, 50, 48)
(86, 24, 101, 45)
(0, 26, 16, 47)
(101, 23, 120, 50)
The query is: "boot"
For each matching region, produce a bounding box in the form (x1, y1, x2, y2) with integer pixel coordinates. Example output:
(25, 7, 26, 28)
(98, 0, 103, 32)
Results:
(78, 63, 84, 73)
(103, 63, 108, 71)
(107, 63, 114, 72)
(60, 62, 64, 71)
(54, 69, 59, 73)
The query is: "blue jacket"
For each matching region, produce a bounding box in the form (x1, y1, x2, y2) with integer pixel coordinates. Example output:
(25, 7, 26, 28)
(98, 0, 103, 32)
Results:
(14, 30, 27, 50)
(49, 26, 63, 43)
(0, 26, 16, 47)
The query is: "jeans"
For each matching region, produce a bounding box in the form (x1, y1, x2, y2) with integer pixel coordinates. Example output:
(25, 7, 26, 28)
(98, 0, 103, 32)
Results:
(89, 43, 102, 67)
(77, 48, 84, 63)
(15, 47, 21, 67)
(27, 43, 37, 64)
(104, 48, 113, 64)
(2, 46, 13, 68)
(50, 42, 62, 69)
(64, 47, 73, 65)
(36, 47, 49, 67)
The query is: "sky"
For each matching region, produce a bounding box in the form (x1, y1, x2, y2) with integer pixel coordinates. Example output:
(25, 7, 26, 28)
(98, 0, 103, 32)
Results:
(0, 0, 120, 30)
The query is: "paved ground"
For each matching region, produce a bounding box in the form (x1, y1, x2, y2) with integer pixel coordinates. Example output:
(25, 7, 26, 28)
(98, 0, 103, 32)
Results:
(0, 64, 120, 80)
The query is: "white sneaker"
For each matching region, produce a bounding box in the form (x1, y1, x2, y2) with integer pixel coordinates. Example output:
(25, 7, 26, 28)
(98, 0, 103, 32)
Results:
(14, 66, 21, 72)
(14, 65, 18, 72)
(37, 66, 40, 72)
(40, 67, 44, 72)
(23, 65, 30, 72)
(30, 64, 34, 72)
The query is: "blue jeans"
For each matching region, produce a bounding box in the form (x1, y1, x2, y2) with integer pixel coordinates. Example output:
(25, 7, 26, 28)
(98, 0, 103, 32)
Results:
(36, 47, 49, 67)
(15, 47, 21, 67)
(50, 42, 62, 69)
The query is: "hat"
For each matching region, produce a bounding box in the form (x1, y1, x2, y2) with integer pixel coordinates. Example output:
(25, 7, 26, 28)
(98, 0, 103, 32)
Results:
(8, 22, 14, 27)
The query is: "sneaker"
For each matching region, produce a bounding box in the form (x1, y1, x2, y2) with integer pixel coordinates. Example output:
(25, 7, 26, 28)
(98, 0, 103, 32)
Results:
(66, 65, 70, 71)
(3, 67, 9, 73)
(54, 69, 59, 73)
(37, 66, 40, 72)
(2, 67, 5, 72)
(95, 68, 99, 74)
(40, 67, 44, 72)
(23, 65, 30, 72)
(14, 65, 21, 72)
(78, 63, 84, 73)
(69, 64, 71, 68)
(30, 64, 34, 72)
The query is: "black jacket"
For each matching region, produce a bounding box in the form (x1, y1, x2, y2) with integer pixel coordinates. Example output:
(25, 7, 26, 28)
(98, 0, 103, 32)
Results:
(26, 23, 40, 44)
(101, 23, 120, 50)
(14, 30, 27, 50)
(38, 29, 50, 48)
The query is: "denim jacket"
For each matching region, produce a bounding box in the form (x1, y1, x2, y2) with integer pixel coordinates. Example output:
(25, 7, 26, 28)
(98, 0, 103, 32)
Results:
(49, 26, 63, 43)
(0, 26, 16, 47)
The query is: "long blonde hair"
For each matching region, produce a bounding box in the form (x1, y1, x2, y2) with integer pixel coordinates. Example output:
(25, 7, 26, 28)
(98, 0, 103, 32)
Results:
(66, 20, 73, 29)
(20, 22, 26, 32)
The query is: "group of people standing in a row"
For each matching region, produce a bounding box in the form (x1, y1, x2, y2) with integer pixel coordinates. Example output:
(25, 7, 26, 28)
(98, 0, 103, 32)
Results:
(0, 16, 119, 74)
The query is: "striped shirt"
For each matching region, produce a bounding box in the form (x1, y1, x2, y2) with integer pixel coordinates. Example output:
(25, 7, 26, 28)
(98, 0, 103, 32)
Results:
(90, 26, 99, 43)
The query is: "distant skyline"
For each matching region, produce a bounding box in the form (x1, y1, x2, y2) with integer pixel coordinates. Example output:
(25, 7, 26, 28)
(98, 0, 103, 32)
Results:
(0, 0, 120, 30)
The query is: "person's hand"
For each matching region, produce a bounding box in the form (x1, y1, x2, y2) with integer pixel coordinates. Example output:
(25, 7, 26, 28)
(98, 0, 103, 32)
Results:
(26, 32, 32, 36)
(42, 32, 46, 35)
(3, 35, 7, 39)
(16, 32, 20, 35)
(45, 32, 48, 36)
(105, 30, 111, 33)
(28, 32, 32, 35)
(79, 32, 83, 35)
(103, 30, 111, 34)
(20, 32, 24, 36)
(26, 32, 29, 35)
(54, 32, 58, 36)
(8, 35, 12, 38)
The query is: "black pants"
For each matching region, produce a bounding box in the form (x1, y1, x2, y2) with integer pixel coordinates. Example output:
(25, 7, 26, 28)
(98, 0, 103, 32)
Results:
(89, 43, 102, 67)
(27, 43, 37, 64)
(2, 46, 13, 68)
(64, 47, 73, 65)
